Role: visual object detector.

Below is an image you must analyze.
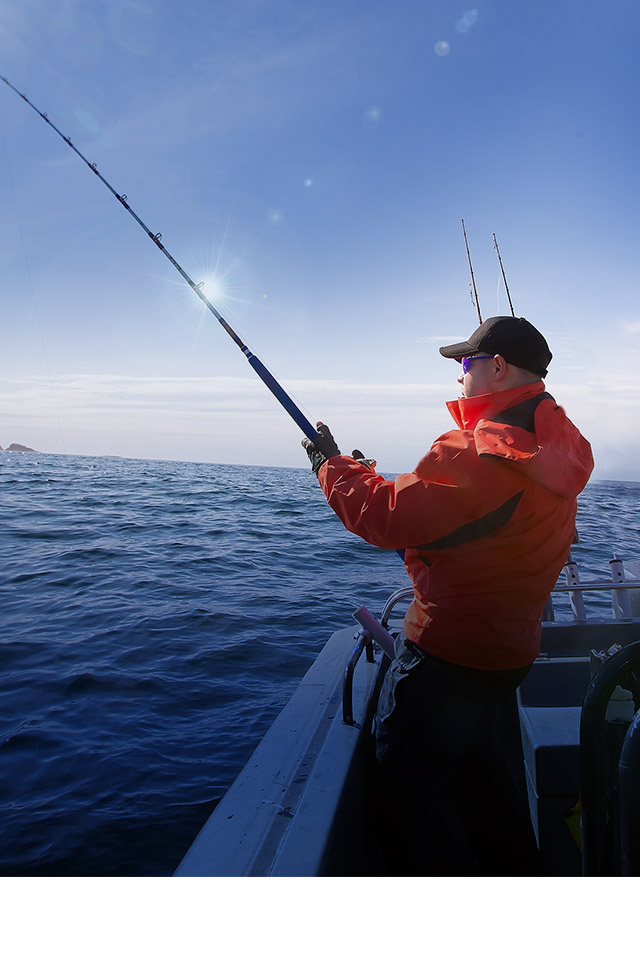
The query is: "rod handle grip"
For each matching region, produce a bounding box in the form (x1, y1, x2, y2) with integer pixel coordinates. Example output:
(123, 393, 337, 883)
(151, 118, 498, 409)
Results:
(246, 354, 318, 441)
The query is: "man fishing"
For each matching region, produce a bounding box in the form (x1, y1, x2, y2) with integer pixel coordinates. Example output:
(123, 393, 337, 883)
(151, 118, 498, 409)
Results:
(302, 315, 594, 875)
(4, 77, 595, 873)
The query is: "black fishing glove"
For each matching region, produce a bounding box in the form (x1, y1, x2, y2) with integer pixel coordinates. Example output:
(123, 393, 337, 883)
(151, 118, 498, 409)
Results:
(302, 422, 341, 474)
(352, 449, 377, 471)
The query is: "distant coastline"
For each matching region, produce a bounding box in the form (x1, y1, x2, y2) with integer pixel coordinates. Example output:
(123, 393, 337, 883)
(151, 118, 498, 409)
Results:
(0, 443, 38, 453)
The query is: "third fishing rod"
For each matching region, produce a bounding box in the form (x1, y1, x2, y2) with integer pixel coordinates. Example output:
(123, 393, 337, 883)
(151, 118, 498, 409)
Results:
(461, 221, 517, 320)
(493, 233, 515, 316)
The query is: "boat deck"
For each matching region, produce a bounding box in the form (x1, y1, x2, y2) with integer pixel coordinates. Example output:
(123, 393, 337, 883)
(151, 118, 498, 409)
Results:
(176, 559, 640, 876)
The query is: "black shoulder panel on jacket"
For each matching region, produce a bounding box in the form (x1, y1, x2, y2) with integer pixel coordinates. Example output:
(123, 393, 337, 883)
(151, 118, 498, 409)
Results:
(490, 392, 554, 433)
(416, 489, 525, 553)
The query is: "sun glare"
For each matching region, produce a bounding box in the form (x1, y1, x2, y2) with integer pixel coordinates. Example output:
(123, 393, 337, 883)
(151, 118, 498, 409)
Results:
(185, 224, 268, 325)
(201, 277, 224, 303)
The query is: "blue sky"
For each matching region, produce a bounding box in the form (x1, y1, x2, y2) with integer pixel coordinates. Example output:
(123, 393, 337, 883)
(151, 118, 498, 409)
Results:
(1, 0, 639, 477)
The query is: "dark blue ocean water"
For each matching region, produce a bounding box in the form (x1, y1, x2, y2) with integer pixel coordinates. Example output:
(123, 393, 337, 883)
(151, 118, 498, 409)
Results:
(1, 452, 639, 876)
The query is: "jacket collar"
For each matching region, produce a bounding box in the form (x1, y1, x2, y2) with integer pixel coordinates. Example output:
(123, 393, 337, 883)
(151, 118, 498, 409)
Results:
(446, 381, 546, 431)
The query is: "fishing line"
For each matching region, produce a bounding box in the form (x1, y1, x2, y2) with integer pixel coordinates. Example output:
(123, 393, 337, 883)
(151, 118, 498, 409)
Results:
(1, 75, 319, 442)
(0, 121, 67, 453)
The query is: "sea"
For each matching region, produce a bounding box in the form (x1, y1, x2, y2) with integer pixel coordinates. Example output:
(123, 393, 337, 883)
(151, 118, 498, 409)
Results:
(1, 451, 639, 877)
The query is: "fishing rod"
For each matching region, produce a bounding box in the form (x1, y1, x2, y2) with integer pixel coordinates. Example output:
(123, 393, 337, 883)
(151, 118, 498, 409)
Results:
(1, 74, 319, 442)
(461, 219, 482, 325)
(492, 233, 515, 316)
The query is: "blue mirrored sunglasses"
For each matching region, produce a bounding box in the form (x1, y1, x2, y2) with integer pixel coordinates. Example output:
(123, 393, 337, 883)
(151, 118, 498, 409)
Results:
(461, 354, 493, 374)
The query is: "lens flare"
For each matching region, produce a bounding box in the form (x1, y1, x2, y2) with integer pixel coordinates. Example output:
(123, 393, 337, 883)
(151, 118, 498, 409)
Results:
(434, 41, 450, 57)
(201, 277, 224, 303)
(362, 106, 381, 128)
(455, 10, 478, 34)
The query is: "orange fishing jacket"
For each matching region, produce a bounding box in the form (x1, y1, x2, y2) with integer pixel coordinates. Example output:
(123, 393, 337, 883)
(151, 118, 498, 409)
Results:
(318, 382, 594, 670)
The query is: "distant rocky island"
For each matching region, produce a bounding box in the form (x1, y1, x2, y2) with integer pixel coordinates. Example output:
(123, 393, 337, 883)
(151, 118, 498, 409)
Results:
(1, 443, 38, 452)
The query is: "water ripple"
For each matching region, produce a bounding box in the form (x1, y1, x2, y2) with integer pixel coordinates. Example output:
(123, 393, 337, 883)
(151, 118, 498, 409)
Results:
(1, 452, 639, 874)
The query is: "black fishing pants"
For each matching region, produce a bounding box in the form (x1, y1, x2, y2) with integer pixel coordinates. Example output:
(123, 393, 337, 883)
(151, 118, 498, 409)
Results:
(374, 634, 538, 876)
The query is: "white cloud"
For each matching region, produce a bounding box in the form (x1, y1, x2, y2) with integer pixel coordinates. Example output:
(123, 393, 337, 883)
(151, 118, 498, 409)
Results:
(0, 373, 453, 469)
(3, 370, 640, 481)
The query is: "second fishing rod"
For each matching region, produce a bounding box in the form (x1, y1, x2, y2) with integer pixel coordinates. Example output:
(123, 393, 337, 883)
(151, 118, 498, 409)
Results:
(462, 219, 516, 322)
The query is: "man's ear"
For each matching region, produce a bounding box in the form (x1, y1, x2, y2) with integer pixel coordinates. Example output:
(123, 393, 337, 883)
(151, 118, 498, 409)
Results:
(492, 354, 508, 379)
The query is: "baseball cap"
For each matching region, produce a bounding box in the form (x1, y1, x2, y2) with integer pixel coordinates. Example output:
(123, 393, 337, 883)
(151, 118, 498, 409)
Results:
(439, 316, 552, 377)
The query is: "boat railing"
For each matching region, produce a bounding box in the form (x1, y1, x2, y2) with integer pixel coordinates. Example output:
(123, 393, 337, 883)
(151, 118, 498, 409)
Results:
(380, 587, 413, 629)
(344, 556, 640, 728)
(379, 555, 640, 629)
